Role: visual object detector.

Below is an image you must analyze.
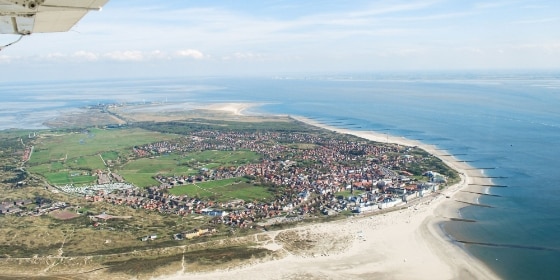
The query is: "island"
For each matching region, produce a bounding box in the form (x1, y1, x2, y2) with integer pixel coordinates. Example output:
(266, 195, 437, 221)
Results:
(0, 103, 498, 279)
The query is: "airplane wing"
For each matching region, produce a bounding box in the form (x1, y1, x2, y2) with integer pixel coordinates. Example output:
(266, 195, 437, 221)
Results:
(0, 0, 109, 35)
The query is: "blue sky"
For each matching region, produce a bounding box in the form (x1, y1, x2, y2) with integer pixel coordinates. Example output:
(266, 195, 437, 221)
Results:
(1, 0, 559, 80)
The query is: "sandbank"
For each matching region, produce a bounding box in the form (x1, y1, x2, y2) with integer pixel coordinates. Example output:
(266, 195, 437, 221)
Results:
(200, 103, 257, 116)
(108, 102, 266, 123)
(157, 115, 500, 280)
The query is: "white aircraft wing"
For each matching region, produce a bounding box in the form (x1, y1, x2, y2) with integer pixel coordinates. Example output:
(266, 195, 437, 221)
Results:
(0, 0, 109, 34)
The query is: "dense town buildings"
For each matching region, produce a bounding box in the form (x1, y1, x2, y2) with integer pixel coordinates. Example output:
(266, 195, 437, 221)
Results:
(70, 129, 448, 230)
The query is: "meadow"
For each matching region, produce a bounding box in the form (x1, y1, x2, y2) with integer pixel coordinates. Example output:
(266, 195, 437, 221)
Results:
(118, 150, 261, 188)
(168, 178, 273, 202)
(26, 128, 178, 186)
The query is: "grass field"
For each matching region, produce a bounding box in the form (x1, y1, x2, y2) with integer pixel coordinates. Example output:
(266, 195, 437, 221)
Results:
(28, 128, 176, 166)
(102, 151, 119, 161)
(25, 128, 178, 185)
(183, 150, 261, 166)
(26, 127, 263, 188)
(118, 150, 261, 188)
(66, 154, 106, 170)
(118, 156, 196, 188)
(44, 172, 96, 185)
(119, 171, 161, 187)
(169, 178, 273, 202)
(121, 156, 195, 174)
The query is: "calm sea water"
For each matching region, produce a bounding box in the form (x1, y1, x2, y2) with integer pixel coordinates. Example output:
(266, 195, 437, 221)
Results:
(1, 72, 559, 279)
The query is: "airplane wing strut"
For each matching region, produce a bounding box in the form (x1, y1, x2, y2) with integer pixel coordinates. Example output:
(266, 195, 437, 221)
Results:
(0, 33, 25, 51)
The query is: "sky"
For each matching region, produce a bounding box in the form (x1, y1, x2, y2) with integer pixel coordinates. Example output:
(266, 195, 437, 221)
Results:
(1, 0, 559, 81)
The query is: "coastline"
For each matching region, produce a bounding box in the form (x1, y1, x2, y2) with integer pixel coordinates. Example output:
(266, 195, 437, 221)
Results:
(292, 116, 499, 279)
(2, 74, 556, 280)
(1, 102, 500, 279)
(157, 107, 500, 279)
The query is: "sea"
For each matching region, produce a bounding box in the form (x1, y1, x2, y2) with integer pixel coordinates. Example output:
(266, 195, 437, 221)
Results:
(1, 71, 559, 279)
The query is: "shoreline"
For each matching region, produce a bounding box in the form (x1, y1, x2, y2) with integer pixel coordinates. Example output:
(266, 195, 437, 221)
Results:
(2, 102, 500, 279)
(291, 116, 500, 279)
(158, 109, 500, 279)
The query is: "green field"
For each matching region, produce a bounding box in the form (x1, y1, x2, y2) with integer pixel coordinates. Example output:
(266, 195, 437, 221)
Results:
(119, 171, 161, 187)
(118, 156, 196, 188)
(118, 150, 261, 188)
(169, 178, 273, 202)
(183, 150, 261, 166)
(28, 128, 176, 166)
(25, 128, 177, 185)
(27, 162, 64, 174)
(44, 172, 96, 185)
(101, 151, 119, 161)
(25, 127, 263, 188)
(66, 155, 106, 170)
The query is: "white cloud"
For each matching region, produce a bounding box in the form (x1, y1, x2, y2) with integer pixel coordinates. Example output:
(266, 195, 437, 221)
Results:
(103, 50, 145, 61)
(95, 50, 173, 61)
(72, 51, 99, 61)
(174, 49, 206, 59)
(1, 48, 210, 64)
(43, 52, 66, 60)
(149, 50, 168, 59)
(2, 0, 559, 76)
(0, 55, 12, 63)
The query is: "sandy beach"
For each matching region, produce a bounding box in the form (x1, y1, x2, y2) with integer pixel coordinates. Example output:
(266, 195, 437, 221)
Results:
(155, 107, 500, 280)
(201, 103, 257, 116)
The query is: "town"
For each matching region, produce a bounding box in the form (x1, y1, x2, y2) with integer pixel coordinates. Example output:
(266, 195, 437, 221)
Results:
(3, 127, 455, 241)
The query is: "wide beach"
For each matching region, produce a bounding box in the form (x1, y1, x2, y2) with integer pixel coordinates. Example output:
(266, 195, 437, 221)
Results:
(157, 104, 500, 280)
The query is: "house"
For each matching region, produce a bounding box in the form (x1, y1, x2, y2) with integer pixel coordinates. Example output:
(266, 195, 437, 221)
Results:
(424, 171, 447, 183)
(298, 190, 310, 201)
(379, 197, 402, 209)
(0, 205, 11, 214)
(398, 175, 411, 182)
(282, 203, 294, 211)
(418, 182, 438, 197)
(141, 234, 158, 241)
(200, 208, 227, 217)
(353, 203, 378, 213)
(0, 206, 22, 215)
